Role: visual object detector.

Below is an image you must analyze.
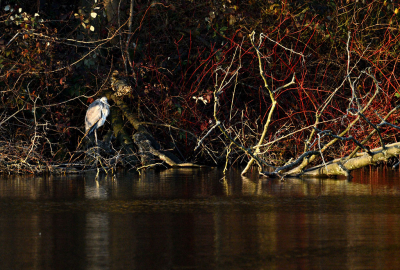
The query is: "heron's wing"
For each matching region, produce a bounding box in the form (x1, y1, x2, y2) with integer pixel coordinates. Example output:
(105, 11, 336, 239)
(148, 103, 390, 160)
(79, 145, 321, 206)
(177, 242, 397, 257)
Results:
(85, 102, 102, 133)
(102, 103, 110, 118)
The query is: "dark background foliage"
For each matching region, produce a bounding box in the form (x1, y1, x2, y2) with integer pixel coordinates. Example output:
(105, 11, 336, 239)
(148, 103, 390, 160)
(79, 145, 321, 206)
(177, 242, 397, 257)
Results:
(1, 0, 400, 172)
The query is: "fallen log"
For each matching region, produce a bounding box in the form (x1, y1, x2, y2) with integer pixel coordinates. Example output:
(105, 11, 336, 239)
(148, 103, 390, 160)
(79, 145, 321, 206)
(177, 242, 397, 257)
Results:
(294, 142, 400, 178)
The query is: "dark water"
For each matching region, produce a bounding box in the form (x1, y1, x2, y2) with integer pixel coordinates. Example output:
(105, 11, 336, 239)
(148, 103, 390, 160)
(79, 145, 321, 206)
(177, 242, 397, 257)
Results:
(1, 167, 400, 269)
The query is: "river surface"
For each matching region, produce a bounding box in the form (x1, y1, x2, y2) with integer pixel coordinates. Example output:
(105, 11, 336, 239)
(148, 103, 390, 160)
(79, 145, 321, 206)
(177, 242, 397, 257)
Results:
(1, 167, 400, 269)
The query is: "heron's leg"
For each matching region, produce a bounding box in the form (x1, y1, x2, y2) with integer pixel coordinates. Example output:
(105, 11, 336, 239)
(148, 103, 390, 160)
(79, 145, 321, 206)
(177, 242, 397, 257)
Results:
(94, 130, 100, 166)
(94, 130, 98, 145)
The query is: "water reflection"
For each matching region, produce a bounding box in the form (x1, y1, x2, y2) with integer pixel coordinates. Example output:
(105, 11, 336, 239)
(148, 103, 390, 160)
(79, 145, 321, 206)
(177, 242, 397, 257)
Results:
(85, 179, 108, 200)
(1, 167, 400, 269)
(86, 212, 109, 269)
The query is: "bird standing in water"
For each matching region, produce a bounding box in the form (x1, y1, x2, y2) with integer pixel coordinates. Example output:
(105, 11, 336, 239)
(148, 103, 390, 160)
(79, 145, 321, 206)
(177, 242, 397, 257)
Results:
(85, 97, 110, 145)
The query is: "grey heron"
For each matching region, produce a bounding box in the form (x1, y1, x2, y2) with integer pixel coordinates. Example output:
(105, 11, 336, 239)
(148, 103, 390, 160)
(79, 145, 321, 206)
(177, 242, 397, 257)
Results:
(85, 96, 110, 144)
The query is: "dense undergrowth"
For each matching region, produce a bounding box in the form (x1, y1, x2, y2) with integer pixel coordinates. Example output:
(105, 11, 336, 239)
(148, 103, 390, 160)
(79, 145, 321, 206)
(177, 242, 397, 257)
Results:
(1, 0, 400, 173)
